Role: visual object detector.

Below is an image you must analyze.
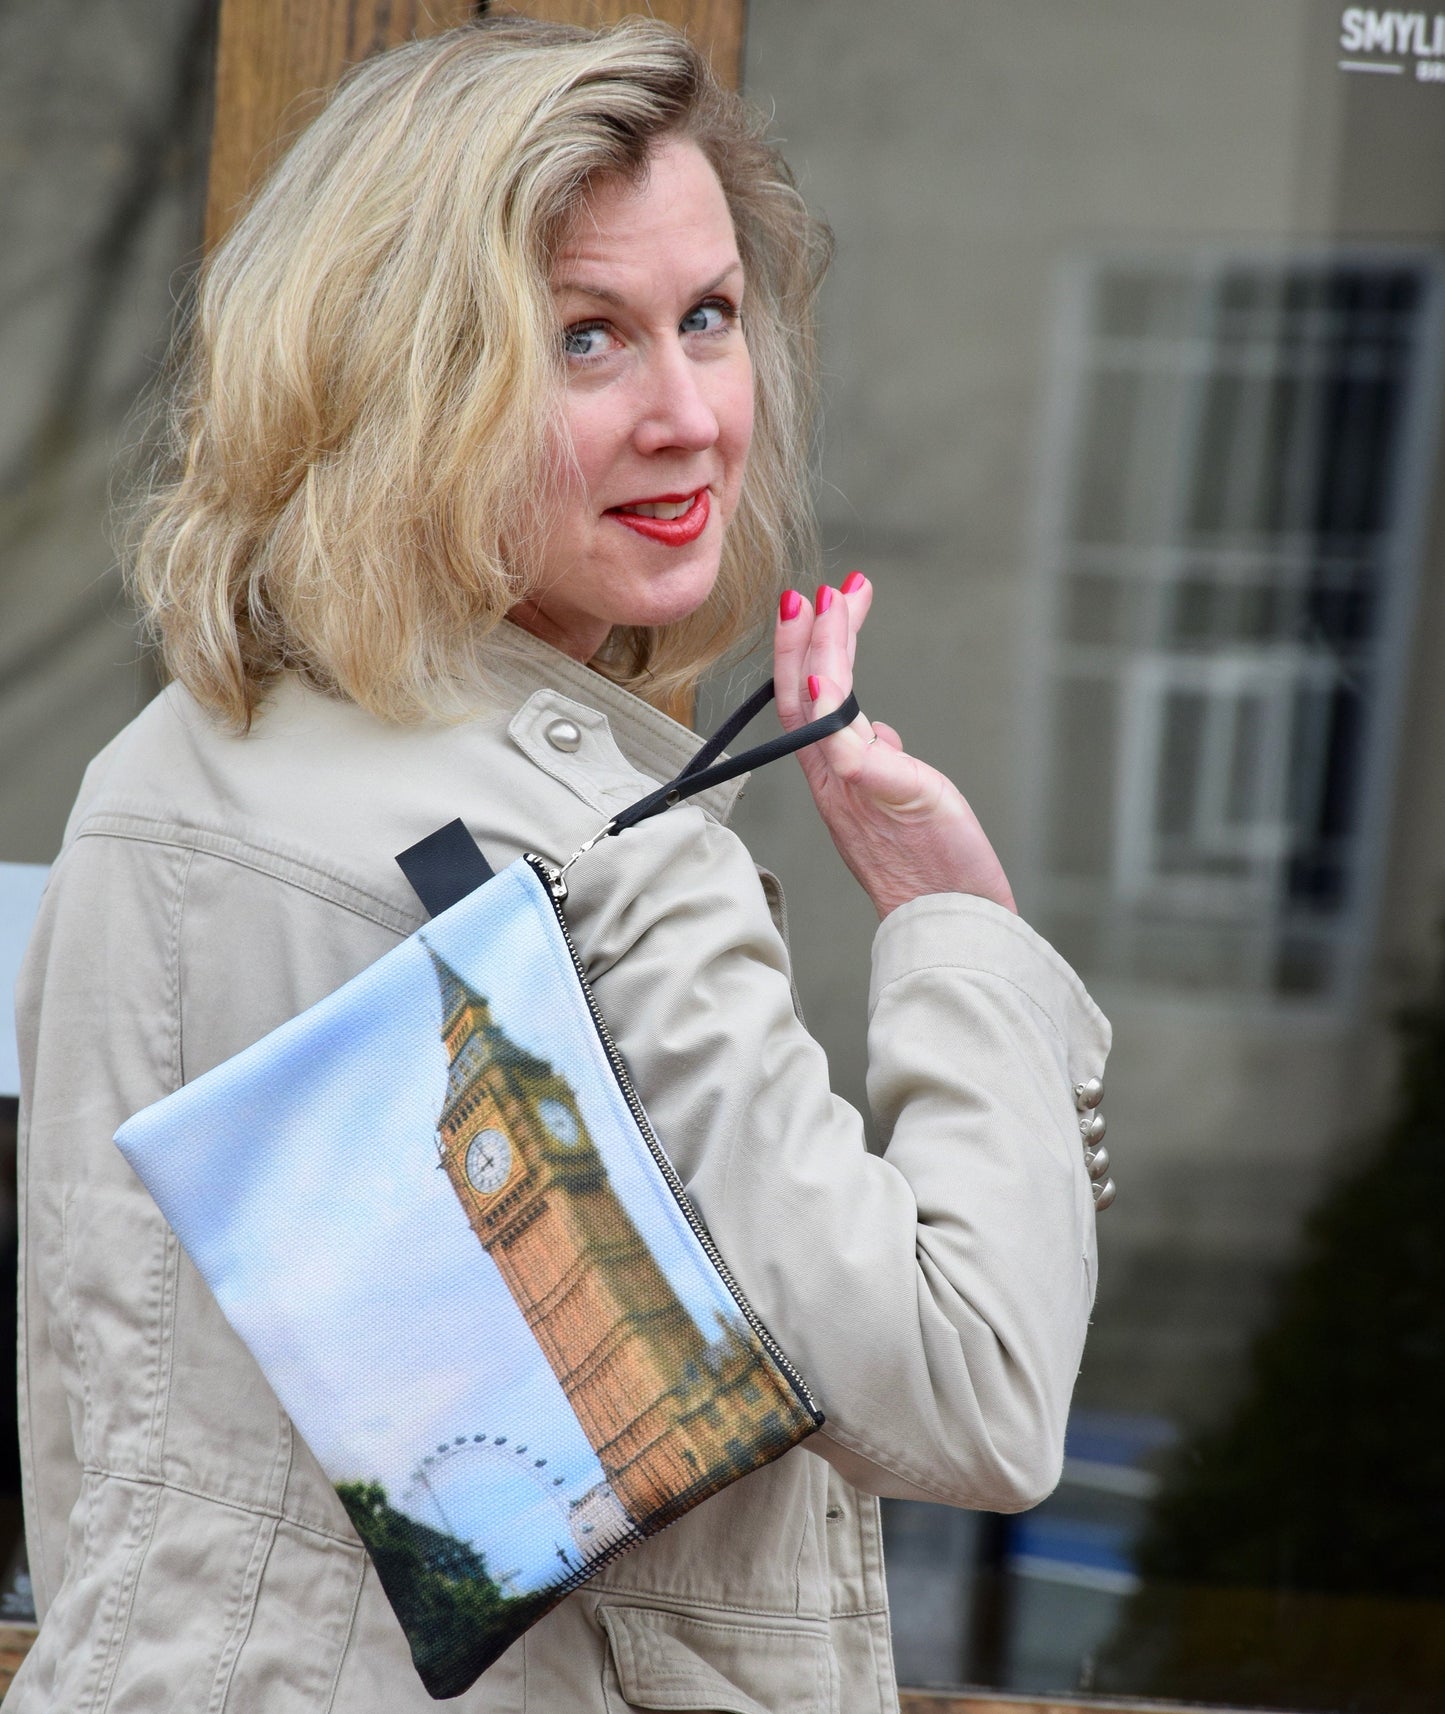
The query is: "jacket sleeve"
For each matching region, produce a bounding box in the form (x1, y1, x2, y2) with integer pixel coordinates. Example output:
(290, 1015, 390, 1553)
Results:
(567, 802, 1110, 1514)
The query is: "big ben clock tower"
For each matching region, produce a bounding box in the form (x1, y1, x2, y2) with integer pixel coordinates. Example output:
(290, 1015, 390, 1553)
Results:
(426, 945, 810, 1534)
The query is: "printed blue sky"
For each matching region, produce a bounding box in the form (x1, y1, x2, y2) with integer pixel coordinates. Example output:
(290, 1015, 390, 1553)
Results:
(117, 861, 741, 1594)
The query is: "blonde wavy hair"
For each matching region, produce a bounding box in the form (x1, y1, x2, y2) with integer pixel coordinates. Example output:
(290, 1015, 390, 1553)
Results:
(128, 14, 832, 729)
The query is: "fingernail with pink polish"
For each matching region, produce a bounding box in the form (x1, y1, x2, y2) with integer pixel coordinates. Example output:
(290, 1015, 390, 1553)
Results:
(842, 571, 866, 594)
(779, 589, 802, 622)
(807, 675, 821, 702)
(815, 585, 834, 614)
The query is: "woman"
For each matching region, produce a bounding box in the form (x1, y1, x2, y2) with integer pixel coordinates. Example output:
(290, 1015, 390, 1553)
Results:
(13, 17, 1111, 1711)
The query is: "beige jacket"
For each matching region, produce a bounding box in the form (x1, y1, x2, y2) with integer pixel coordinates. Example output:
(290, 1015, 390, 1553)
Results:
(13, 624, 1110, 1713)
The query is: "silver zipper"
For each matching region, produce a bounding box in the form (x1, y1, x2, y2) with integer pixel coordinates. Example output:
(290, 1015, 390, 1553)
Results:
(525, 852, 821, 1423)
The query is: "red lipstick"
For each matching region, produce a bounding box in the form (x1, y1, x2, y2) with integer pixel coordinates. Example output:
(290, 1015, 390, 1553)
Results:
(607, 489, 710, 546)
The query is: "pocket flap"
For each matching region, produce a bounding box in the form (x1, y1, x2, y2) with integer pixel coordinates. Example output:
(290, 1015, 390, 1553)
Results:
(599, 1604, 830, 1713)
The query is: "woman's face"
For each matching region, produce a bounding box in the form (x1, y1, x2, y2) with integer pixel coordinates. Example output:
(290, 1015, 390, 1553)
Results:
(510, 137, 755, 662)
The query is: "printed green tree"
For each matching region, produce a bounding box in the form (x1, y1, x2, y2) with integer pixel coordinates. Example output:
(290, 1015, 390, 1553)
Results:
(336, 1480, 556, 1697)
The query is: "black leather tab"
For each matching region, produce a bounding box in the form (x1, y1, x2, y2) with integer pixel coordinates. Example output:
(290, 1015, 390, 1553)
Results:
(396, 819, 495, 918)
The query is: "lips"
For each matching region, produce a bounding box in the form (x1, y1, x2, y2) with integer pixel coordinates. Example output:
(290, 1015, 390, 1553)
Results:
(607, 489, 710, 546)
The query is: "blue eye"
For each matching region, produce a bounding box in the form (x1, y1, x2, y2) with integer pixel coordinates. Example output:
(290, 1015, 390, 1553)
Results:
(680, 299, 736, 336)
(562, 323, 611, 359)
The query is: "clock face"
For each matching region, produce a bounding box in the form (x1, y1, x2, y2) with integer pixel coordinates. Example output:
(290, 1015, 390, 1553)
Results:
(538, 1098, 580, 1147)
(465, 1128, 512, 1194)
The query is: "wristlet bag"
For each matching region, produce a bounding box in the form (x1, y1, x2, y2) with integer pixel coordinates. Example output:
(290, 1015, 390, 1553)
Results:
(114, 680, 857, 1700)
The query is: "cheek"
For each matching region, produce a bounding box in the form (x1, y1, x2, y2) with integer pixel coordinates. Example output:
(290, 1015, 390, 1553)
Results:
(556, 394, 622, 504)
(721, 360, 755, 476)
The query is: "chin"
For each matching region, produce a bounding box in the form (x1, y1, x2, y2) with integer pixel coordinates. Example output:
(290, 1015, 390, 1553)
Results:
(616, 559, 722, 632)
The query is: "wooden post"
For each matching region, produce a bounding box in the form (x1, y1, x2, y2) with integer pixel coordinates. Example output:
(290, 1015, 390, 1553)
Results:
(508, 1, 745, 88)
(205, 2, 747, 248)
(206, 0, 476, 249)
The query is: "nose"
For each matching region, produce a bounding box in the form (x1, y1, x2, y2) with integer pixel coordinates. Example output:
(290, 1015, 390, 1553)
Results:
(631, 338, 719, 457)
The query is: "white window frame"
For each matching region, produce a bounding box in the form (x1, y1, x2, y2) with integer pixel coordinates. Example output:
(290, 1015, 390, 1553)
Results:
(1023, 248, 1445, 1013)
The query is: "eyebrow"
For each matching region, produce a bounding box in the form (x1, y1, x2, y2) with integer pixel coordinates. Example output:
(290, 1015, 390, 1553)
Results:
(552, 262, 744, 307)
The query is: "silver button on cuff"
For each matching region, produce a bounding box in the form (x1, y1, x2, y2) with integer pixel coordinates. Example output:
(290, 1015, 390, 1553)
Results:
(1074, 1077, 1104, 1110)
(544, 718, 583, 753)
(1074, 1073, 1113, 1211)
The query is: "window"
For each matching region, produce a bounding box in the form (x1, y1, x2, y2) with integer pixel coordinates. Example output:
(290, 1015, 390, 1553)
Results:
(1031, 255, 1444, 1002)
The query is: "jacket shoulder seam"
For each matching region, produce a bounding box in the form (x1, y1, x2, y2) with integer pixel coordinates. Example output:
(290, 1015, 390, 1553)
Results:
(70, 813, 420, 937)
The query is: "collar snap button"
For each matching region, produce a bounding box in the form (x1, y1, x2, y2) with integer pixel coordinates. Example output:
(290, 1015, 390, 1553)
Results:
(544, 718, 583, 753)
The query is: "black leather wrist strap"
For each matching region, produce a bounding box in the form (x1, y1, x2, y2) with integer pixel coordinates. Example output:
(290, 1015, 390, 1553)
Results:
(398, 680, 860, 916)
(676, 679, 778, 781)
(610, 681, 857, 834)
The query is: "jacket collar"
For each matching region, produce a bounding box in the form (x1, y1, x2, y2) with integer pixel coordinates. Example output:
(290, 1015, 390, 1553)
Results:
(485, 622, 750, 827)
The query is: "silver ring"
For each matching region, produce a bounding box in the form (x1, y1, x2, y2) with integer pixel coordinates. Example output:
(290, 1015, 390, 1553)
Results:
(864, 732, 879, 746)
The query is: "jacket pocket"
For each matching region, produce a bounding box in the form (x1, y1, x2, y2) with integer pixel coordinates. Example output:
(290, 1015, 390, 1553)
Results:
(598, 1604, 833, 1713)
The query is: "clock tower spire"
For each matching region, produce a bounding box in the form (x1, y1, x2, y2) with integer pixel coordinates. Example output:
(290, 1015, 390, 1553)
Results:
(425, 944, 811, 1535)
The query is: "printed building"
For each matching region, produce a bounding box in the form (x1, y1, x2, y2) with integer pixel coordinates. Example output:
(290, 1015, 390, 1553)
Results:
(426, 945, 807, 1536)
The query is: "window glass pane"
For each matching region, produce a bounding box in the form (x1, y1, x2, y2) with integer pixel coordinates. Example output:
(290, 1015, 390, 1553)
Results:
(740, 4, 1445, 1709)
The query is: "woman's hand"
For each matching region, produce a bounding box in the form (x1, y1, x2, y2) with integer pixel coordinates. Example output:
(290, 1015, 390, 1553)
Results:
(773, 575, 1017, 921)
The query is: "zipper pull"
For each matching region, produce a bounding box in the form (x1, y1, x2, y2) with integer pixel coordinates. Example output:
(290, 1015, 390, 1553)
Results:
(527, 817, 618, 905)
(527, 854, 569, 903)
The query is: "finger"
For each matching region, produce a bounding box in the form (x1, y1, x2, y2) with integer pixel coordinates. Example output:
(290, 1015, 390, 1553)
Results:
(806, 585, 856, 704)
(870, 720, 905, 752)
(805, 597, 876, 746)
(773, 588, 814, 732)
(806, 669, 879, 755)
(839, 571, 873, 671)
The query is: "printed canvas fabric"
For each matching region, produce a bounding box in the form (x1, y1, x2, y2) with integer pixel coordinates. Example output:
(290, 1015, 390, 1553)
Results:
(115, 859, 820, 1699)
